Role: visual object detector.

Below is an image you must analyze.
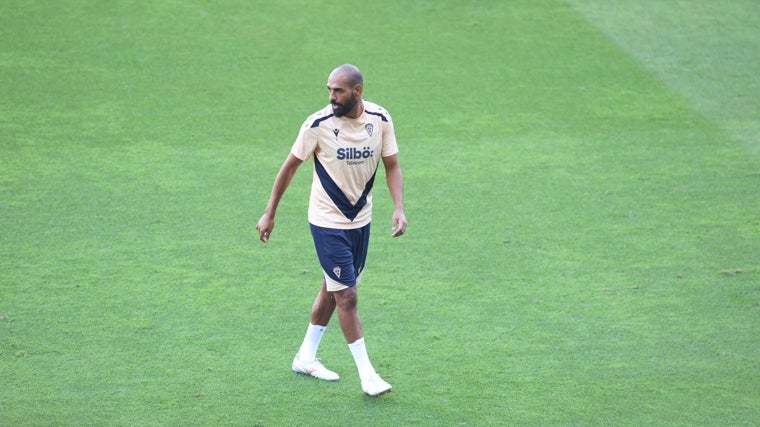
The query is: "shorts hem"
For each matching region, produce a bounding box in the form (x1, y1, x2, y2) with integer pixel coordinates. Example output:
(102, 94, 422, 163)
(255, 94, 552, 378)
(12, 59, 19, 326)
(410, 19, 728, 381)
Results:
(324, 272, 363, 292)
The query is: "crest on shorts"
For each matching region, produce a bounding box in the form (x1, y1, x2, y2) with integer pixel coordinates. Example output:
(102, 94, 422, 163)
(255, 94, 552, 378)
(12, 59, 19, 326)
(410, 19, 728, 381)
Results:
(333, 266, 342, 278)
(364, 123, 374, 137)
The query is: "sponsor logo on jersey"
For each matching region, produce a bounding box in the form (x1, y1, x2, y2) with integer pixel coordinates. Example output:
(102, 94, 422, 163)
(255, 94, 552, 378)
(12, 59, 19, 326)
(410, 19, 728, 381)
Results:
(337, 146, 374, 161)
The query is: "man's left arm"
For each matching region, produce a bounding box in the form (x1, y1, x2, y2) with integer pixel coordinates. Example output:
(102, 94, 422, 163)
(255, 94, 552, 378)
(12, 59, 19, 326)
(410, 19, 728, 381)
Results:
(382, 154, 407, 237)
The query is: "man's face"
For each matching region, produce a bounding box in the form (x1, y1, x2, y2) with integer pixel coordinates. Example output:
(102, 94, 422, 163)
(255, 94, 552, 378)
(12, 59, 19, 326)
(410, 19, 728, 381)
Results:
(327, 74, 358, 118)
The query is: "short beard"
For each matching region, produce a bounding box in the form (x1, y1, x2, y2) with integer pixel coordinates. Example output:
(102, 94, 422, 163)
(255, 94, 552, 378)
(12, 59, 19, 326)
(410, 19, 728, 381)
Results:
(332, 94, 357, 117)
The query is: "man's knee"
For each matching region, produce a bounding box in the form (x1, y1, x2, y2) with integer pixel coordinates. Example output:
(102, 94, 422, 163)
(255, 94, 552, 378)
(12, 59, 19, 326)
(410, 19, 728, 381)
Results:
(334, 287, 358, 311)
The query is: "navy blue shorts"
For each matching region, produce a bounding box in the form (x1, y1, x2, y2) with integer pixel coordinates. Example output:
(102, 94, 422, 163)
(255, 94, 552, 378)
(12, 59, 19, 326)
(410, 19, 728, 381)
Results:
(310, 223, 371, 291)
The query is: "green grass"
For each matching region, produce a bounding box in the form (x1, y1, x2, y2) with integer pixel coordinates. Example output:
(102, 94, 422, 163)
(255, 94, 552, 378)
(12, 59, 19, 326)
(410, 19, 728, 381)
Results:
(2, 0, 758, 425)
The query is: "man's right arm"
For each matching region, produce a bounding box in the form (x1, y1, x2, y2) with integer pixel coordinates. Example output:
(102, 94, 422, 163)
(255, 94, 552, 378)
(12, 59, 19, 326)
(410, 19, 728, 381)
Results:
(256, 153, 304, 242)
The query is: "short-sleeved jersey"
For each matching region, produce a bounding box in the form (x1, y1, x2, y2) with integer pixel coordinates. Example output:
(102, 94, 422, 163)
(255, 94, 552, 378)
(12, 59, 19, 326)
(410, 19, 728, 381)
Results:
(291, 100, 398, 229)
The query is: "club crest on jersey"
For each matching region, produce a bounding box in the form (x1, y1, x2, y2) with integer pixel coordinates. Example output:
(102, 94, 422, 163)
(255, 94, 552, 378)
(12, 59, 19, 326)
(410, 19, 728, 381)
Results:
(333, 266, 342, 278)
(364, 123, 374, 136)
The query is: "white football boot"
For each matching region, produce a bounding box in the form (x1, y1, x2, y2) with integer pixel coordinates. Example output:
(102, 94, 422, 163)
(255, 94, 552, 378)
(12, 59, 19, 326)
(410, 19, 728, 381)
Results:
(292, 355, 340, 381)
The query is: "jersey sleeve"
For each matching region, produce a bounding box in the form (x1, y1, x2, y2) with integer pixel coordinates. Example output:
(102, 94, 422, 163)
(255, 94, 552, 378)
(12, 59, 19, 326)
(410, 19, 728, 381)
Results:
(291, 120, 318, 161)
(380, 114, 399, 158)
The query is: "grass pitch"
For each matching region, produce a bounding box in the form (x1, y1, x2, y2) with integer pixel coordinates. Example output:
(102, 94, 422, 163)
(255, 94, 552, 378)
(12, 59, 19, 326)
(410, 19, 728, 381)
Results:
(1, 1, 758, 425)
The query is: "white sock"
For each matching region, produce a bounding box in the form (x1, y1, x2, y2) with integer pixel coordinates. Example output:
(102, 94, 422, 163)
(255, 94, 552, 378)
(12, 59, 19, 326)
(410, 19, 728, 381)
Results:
(348, 337, 377, 381)
(297, 324, 326, 361)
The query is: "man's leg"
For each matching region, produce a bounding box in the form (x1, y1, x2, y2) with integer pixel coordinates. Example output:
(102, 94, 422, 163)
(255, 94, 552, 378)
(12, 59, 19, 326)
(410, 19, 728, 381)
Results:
(292, 280, 340, 381)
(334, 287, 392, 396)
(311, 280, 336, 326)
(333, 286, 362, 343)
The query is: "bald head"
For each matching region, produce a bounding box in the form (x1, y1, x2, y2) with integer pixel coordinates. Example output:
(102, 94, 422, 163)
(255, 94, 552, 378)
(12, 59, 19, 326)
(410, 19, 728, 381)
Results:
(330, 64, 363, 88)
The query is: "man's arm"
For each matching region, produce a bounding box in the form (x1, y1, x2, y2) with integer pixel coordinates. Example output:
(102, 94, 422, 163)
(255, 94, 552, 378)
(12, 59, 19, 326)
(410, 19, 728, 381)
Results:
(256, 153, 304, 242)
(382, 154, 407, 237)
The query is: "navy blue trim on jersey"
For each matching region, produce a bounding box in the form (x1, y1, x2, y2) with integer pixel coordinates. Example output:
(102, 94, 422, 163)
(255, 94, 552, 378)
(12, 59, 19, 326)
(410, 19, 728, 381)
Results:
(310, 114, 334, 128)
(365, 111, 388, 122)
(314, 157, 378, 221)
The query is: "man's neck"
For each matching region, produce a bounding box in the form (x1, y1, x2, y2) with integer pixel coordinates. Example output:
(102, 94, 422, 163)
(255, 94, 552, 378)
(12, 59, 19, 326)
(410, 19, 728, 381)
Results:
(345, 100, 365, 119)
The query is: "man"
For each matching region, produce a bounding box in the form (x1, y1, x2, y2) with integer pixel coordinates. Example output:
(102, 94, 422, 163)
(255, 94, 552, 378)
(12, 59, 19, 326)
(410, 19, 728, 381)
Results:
(256, 64, 407, 397)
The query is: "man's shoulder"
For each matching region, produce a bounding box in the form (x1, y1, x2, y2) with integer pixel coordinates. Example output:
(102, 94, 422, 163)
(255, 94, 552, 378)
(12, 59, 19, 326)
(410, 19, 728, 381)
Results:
(363, 100, 392, 124)
(301, 105, 334, 130)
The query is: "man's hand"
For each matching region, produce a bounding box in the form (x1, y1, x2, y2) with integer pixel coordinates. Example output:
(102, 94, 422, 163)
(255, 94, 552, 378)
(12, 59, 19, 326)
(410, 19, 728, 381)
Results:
(256, 213, 274, 243)
(391, 209, 407, 237)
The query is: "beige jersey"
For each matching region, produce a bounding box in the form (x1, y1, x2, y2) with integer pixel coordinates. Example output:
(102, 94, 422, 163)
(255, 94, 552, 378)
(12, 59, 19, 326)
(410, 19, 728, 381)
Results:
(291, 100, 399, 229)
